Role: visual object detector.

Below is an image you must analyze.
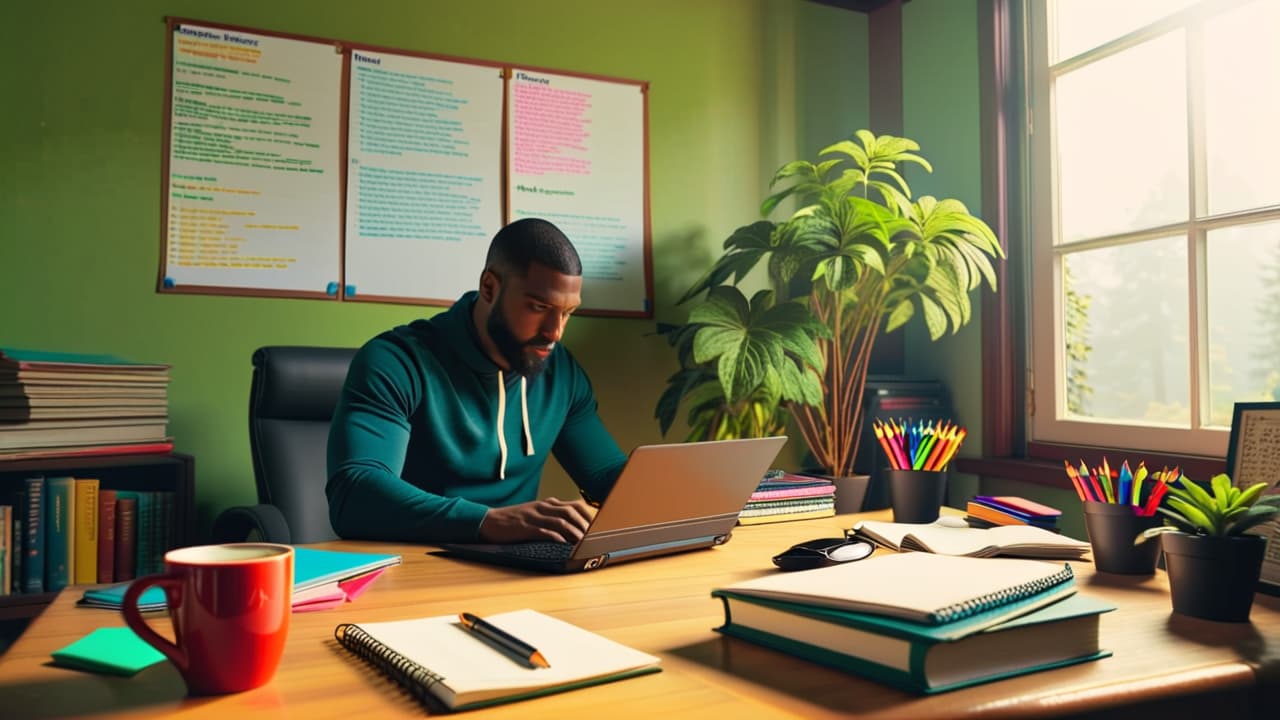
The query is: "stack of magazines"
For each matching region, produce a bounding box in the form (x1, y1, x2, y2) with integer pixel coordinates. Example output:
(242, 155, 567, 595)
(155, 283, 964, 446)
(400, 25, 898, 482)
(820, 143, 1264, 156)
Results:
(738, 470, 836, 525)
(0, 349, 172, 460)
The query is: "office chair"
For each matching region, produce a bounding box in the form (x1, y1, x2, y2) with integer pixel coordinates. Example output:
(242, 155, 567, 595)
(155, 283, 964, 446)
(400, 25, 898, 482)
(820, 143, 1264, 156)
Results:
(211, 346, 357, 545)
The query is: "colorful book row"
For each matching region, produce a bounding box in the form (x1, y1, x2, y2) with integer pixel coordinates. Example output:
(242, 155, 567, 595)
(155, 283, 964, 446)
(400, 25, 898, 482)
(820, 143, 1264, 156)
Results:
(0, 476, 175, 596)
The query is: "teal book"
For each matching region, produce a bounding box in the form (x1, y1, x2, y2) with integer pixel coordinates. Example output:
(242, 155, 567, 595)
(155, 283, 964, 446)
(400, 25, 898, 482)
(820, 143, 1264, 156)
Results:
(714, 591, 1114, 694)
(50, 627, 165, 676)
(20, 477, 43, 593)
(44, 476, 75, 592)
(78, 546, 402, 611)
(133, 491, 154, 577)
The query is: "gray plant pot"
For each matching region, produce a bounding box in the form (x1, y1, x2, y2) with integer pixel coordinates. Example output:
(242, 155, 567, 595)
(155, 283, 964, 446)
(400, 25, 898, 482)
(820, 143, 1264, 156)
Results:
(1160, 532, 1266, 622)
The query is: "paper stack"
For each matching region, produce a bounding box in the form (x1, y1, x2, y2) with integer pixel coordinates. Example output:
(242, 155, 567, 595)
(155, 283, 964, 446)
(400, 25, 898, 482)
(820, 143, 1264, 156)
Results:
(0, 349, 172, 459)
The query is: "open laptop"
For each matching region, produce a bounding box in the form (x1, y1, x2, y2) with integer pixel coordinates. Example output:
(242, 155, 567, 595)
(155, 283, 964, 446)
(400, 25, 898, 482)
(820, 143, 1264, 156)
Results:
(436, 436, 787, 572)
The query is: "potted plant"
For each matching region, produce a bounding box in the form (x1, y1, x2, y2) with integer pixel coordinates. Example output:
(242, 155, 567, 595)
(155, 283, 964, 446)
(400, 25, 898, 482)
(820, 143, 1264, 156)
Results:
(655, 130, 1003, 491)
(1138, 473, 1280, 621)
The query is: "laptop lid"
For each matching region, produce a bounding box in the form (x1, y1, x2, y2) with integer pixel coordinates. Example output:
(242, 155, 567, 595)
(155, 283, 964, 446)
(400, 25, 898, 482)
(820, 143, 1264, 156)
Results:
(438, 436, 787, 572)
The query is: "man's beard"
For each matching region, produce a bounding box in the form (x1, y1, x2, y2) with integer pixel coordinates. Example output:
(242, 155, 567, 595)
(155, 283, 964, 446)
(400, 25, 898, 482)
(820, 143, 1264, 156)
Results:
(487, 299, 553, 377)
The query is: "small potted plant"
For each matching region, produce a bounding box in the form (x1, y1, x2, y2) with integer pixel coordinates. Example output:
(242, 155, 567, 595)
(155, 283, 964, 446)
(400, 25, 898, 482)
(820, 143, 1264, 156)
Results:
(1138, 473, 1280, 621)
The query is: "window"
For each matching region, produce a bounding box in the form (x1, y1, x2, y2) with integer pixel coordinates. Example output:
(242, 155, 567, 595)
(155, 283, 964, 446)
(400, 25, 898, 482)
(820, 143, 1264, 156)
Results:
(1027, 0, 1280, 458)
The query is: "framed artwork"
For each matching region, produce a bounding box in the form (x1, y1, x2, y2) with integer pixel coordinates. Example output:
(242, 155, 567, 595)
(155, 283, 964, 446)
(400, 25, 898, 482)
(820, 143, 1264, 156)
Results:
(1225, 401, 1280, 595)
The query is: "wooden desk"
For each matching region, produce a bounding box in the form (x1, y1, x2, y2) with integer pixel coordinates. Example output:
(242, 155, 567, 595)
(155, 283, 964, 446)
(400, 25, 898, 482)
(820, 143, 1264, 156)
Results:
(1, 511, 1277, 719)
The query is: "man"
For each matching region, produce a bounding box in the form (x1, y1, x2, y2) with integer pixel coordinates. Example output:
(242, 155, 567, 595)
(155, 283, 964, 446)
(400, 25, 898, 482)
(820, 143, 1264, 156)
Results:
(326, 218, 627, 544)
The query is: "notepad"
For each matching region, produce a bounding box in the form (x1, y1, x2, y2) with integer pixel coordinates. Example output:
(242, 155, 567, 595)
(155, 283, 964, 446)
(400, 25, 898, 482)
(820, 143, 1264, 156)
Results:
(851, 520, 1090, 559)
(715, 552, 1077, 628)
(333, 609, 662, 711)
(50, 627, 166, 676)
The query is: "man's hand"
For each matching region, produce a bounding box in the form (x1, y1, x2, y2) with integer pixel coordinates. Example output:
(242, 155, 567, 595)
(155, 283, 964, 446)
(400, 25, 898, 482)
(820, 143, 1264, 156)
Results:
(477, 497, 596, 544)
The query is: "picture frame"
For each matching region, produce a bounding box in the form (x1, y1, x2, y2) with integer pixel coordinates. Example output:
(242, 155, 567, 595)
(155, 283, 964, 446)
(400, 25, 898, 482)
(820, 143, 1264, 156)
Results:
(1225, 401, 1280, 595)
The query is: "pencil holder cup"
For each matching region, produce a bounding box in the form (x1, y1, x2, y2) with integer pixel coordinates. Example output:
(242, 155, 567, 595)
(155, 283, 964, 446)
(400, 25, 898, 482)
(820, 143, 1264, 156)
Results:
(887, 469, 947, 523)
(1082, 501, 1162, 575)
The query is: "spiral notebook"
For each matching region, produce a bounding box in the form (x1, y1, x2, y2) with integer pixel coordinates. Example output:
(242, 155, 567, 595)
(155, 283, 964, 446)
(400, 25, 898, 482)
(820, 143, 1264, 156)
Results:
(334, 609, 661, 711)
(715, 552, 1076, 629)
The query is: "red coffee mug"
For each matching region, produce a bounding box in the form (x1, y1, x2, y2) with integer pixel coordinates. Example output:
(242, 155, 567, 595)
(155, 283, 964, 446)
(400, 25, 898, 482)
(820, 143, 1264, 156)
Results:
(122, 543, 294, 695)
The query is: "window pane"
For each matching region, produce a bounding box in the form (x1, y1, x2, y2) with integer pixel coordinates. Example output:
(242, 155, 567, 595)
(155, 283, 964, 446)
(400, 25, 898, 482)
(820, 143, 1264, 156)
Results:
(1052, 0, 1196, 62)
(1056, 33, 1188, 243)
(1206, 222, 1280, 426)
(1062, 237, 1189, 425)
(1204, 0, 1280, 215)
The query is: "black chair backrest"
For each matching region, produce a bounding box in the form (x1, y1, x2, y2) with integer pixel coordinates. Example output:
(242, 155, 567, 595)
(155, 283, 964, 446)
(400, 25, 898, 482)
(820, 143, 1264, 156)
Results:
(249, 346, 356, 544)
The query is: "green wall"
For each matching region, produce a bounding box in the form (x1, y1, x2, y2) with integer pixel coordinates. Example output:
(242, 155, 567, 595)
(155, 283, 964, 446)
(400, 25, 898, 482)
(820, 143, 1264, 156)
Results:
(1, 0, 875, 539)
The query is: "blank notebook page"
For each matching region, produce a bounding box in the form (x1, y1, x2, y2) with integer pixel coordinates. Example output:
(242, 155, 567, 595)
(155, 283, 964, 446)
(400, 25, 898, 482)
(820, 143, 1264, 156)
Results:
(347, 609, 660, 700)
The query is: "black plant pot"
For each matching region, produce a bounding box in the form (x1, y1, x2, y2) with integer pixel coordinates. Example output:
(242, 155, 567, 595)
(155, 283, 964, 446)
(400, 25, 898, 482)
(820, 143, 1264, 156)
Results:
(1160, 532, 1267, 622)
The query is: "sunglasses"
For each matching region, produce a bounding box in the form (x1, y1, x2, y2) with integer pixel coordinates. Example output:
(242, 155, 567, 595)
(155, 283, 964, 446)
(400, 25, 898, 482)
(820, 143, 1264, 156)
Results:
(771, 537, 875, 571)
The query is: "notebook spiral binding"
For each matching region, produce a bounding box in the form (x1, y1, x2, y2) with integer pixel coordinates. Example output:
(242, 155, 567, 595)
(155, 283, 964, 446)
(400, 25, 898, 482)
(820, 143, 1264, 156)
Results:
(335, 623, 444, 704)
(929, 564, 1075, 624)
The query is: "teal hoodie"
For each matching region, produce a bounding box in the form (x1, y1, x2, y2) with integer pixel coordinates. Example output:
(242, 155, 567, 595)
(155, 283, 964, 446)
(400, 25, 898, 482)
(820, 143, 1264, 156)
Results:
(326, 291, 627, 543)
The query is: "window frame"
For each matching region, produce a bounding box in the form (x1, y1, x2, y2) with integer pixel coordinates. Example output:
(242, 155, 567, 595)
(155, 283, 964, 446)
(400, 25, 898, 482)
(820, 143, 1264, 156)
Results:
(964, 0, 1238, 484)
(1024, 0, 1279, 460)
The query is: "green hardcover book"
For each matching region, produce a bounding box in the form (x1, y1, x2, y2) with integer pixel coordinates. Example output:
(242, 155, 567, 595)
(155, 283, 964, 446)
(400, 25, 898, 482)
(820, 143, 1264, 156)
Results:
(44, 476, 76, 592)
(714, 591, 1114, 694)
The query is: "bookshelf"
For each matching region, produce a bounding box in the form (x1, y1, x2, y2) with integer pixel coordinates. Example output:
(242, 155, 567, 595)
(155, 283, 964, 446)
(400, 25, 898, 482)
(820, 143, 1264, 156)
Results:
(0, 452, 194, 620)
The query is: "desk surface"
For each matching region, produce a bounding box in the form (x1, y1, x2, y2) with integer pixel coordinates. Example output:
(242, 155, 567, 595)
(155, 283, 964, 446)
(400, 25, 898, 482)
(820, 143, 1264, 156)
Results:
(1, 510, 1278, 719)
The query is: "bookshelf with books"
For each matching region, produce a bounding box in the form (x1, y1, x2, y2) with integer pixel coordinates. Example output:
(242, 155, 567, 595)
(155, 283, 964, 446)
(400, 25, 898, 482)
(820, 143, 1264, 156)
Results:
(0, 452, 194, 620)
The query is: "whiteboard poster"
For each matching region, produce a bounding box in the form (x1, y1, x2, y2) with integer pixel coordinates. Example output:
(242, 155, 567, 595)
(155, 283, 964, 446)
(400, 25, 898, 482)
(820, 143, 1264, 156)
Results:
(344, 51, 504, 303)
(507, 69, 651, 317)
(160, 23, 342, 296)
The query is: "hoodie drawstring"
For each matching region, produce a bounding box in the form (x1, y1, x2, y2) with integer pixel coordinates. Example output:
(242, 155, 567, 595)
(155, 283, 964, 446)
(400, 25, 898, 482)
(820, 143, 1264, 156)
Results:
(495, 370, 535, 480)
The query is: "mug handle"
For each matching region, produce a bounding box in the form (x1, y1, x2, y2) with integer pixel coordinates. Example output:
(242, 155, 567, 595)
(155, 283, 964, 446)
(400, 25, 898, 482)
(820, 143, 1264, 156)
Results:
(122, 573, 188, 674)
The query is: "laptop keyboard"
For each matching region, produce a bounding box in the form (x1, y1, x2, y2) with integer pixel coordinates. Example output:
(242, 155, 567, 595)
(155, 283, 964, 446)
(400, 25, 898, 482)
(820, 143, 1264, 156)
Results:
(492, 541, 574, 561)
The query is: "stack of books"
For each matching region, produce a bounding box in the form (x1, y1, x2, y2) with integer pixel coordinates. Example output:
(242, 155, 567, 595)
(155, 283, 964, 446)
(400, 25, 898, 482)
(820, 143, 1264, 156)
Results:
(738, 471, 836, 525)
(711, 552, 1114, 694)
(964, 495, 1062, 530)
(0, 349, 172, 460)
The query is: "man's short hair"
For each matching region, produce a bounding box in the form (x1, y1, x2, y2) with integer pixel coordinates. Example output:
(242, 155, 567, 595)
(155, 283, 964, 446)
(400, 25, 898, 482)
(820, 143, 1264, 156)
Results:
(485, 218, 582, 277)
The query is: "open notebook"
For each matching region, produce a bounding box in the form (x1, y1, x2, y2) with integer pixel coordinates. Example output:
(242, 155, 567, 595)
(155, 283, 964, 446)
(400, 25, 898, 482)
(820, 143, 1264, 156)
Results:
(334, 609, 660, 711)
(851, 519, 1090, 560)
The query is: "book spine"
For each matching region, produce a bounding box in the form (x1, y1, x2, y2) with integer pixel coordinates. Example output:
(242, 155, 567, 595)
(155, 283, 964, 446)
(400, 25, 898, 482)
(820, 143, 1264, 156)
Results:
(334, 623, 444, 706)
(134, 491, 153, 577)
(97, 489, 117, 583)
(0, 505, 10, 595)
(10, 504, 23, 594)
(158, 491, 174, 566)
(22, 477, 44, 593)
(44, 476, 75, 592)
(114, 496, 138, 582)
(74, 478, 99, 584)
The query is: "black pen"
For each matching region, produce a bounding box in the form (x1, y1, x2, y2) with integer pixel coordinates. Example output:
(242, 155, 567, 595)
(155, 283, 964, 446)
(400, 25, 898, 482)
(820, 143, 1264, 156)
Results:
(458, 612, 550, 669)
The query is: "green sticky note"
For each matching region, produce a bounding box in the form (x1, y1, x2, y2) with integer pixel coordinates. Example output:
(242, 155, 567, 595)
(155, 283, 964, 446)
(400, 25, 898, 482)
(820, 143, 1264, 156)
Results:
(51, 627, 167, 677)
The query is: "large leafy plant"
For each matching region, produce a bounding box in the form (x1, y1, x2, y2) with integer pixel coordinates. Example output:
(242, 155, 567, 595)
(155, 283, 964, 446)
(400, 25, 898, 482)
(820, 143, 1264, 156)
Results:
(1139, 474, 1280, 540)
(656, 130, 1004, 476)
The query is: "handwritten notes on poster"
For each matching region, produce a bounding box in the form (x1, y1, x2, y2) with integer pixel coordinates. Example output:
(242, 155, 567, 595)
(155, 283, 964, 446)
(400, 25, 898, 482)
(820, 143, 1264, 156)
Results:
(508, 70, 648, 315)
(159, 19, 651, 316)
(163, 24, 342, 296)
(344, 51, 503, 303)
